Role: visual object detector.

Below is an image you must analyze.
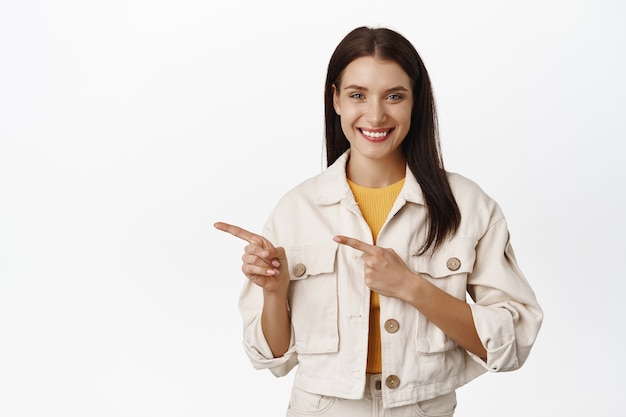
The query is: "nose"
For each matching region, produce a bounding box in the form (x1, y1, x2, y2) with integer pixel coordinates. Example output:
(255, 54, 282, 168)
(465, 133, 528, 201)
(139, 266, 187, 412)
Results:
(365, 99, 386, 125)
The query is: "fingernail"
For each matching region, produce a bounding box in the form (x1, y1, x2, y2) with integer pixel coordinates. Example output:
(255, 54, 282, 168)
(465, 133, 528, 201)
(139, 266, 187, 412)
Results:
(272, 260, 280, 267)
(261, 250, 269, 258)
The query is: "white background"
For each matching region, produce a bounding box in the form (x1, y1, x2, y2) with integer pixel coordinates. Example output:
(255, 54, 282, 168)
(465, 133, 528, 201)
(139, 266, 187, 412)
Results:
(1, 1, 624, 416)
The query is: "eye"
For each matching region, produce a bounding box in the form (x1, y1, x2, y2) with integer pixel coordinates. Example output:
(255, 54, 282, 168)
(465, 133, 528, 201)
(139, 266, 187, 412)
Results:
(387, 93, 403, 101)
(349, 92, 365, 100)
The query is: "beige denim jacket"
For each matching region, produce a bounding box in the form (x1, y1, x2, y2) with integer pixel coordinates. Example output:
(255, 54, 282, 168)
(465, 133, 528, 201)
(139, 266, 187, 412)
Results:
(238, 150, 543, 409)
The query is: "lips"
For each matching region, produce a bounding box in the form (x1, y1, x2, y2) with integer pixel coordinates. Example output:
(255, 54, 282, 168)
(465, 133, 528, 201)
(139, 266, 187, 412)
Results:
(360, 128, 392, 142)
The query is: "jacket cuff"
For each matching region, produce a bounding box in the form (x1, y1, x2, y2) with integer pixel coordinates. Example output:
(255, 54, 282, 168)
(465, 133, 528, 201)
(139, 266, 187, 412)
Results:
(243, 316, 298, 377)
(469, 303, 520, 372)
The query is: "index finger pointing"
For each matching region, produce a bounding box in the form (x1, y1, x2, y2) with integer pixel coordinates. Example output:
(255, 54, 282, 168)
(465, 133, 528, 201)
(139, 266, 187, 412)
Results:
(333, 235, 376, 254)
(214, 221, 258, 243)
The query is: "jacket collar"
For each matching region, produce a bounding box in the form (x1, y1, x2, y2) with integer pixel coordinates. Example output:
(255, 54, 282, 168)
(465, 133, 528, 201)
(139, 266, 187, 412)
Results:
(315, 149, 426, 207)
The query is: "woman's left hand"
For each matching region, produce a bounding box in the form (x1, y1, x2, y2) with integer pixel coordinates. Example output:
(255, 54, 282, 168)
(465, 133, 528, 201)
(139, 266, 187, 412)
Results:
(333, 235, 417, 301)
(334, 235, 487, 359)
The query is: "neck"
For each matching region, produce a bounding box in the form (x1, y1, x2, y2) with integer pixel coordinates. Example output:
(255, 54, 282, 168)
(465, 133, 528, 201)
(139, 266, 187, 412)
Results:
(346, 153, 406, 188)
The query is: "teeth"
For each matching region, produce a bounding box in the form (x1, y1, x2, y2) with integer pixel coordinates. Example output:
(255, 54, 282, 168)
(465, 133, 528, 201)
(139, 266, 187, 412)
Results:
(362, 130, 389, 138)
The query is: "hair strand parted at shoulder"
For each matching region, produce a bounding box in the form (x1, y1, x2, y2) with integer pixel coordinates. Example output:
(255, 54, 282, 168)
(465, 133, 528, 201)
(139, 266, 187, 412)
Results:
(323, 26, 461, 255)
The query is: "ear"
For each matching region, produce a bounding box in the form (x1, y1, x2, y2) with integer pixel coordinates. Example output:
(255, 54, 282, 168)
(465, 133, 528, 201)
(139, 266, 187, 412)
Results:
(332, 84, 341, 116)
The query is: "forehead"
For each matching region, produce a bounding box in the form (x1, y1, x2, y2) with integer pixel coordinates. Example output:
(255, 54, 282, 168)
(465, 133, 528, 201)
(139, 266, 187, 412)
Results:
(340, 56, 411, 89)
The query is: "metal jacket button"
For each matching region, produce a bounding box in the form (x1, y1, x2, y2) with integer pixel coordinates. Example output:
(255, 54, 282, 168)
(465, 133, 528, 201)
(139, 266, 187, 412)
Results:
(384, 319, 400, 333)
(385, 375, 400, 389)
(292, 263, 306, 277)
(446, 257, 461, 271)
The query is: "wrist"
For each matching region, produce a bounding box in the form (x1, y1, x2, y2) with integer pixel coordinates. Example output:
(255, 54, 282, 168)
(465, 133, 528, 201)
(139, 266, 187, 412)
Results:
(404, 271, 426, 307)
(263, 279, 290, 300)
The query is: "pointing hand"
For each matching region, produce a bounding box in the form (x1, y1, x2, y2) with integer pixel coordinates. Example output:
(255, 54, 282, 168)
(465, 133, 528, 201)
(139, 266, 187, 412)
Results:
(215, 222, 289, 293)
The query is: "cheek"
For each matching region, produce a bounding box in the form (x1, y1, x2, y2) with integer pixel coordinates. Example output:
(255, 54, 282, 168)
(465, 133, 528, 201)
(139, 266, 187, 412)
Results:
(338, 109, 358, 135)
(340, 118, 354, 140)
(394, 108, 413, 130)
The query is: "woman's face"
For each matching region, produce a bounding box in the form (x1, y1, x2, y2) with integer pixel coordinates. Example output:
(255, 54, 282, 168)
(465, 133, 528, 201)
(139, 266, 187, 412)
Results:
(333, 56, 413, 167)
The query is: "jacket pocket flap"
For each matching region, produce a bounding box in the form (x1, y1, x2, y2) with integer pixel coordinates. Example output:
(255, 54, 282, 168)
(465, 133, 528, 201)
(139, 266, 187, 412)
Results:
(412, 238, 477, 278)
(286, 243, 338, 281)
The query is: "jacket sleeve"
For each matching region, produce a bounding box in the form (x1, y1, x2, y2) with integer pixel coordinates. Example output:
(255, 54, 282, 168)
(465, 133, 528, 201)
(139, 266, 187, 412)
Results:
(237, 218, 299, 377)
(238, 281, 298, 377)
(467, 216, 543, 372)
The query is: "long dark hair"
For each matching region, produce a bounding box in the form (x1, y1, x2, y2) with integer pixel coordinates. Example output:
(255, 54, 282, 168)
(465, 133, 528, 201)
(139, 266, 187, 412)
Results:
(324, 26, 460, 254)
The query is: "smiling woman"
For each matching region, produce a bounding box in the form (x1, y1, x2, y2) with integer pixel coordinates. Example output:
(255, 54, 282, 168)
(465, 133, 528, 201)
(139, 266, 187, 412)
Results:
(214, 26, 543, 416)
(332, 56, 413, 188)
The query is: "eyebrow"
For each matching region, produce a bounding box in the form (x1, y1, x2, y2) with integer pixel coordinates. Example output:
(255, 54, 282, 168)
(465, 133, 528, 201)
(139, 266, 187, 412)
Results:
(343, 85, 409, 93)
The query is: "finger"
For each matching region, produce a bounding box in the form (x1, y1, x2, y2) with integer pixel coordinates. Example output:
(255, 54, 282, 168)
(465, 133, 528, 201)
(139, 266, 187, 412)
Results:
(214, 222, 262, 244)
(243, 263, 280, 278)
(333, 235, 376, 254)
(243, 251, 280, 269)
(245, 242, 271, 258)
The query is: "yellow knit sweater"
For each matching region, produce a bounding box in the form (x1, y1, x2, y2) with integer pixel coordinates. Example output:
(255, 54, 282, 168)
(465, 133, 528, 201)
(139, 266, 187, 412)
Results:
(347, 177, 405, 374)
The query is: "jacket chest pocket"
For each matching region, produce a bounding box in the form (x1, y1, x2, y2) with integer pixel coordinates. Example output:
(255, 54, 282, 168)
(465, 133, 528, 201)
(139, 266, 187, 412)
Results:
(411, 238, 477, 354)
(287, 243, 339, 354)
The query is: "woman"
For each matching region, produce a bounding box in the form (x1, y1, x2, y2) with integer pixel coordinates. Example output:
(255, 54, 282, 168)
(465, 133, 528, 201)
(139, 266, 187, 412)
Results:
(215, 26, 543, 416)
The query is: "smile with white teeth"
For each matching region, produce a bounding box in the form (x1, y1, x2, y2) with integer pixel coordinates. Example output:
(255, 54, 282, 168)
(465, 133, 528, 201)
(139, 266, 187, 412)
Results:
(361, 129, 390, 139)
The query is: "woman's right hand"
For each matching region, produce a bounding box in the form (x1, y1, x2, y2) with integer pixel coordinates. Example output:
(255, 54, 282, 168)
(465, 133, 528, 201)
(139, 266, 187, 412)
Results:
(214, 222, 289, 294)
